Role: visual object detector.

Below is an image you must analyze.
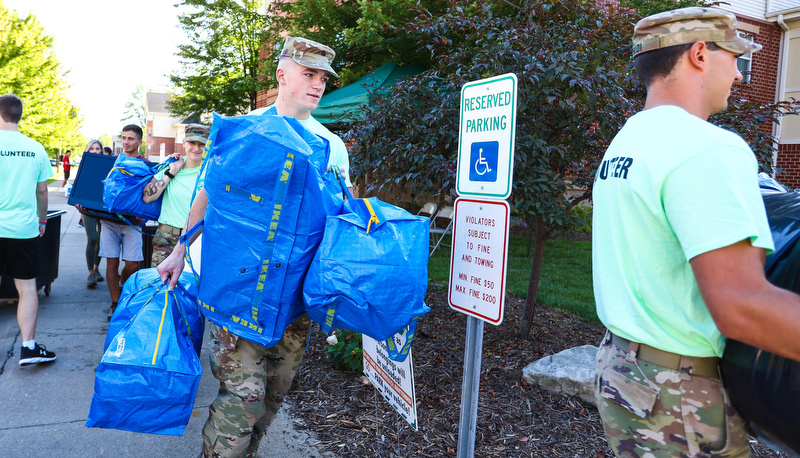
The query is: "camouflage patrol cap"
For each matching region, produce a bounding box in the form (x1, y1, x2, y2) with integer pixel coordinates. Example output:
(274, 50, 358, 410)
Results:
(184, 123, 209, 143)
(633, 7, 762, 58)
(280, 36, 338, 78)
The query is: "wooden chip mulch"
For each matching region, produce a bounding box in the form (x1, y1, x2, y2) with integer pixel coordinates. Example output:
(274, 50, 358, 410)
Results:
(287, 288, 787, 457)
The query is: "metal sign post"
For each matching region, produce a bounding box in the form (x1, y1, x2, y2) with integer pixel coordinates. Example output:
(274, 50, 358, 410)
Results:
(452, 73, 517, 458)
(456, 316, 483, 458)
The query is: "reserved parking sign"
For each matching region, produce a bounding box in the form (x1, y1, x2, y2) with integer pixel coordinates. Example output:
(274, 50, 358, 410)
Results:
(456, 74, 517, 199)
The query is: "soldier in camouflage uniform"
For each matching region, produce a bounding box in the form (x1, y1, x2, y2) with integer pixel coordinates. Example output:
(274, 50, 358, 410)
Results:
(201, 315, 310, 456)
(593, 7, 800, 457)
(158, 36, 350, 458)
(143, 123, 208, 267)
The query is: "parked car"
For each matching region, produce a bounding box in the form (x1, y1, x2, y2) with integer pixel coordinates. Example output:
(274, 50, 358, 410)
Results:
(50, 158, 57, 167)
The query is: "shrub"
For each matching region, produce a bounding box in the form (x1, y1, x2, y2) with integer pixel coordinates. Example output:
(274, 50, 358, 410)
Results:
(325, 330, 364, 372)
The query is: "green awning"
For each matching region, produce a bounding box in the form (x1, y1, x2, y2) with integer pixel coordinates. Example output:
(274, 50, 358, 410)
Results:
(312, 62, 426, 124)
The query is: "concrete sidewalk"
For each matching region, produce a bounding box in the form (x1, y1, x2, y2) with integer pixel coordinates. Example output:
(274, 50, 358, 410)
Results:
(0, 185, 326, 458)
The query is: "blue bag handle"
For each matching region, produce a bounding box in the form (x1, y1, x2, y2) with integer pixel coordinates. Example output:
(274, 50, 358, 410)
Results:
(180, 219, 204, 283)
(332, 166, 353, 200)
(331, 167, 387, 234)
(169, 280, 200, 346)
(151, 156, 180, 174)
(109, 155, 178, 179)
(385, 317, 418, 362)
(179, 115, 220, 281)
(118, 276, 198, 350)
(132, 283, 195, 365)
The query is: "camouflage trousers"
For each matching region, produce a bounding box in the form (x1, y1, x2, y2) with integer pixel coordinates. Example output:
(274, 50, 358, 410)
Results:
(201, 315, 309, 458)
(150, 224, 182, 267)
(594, 333, 750, 457)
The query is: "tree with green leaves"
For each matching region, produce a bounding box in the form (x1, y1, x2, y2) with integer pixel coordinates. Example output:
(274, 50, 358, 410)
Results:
(619, 0, 714, 17)
(120, 84, 147, 126)
(0, 0, 84, 155)
(169, 0, 448, 117)
(264, 0, 448, 87)
(347, 0, 798, 340)
(346, 0, 639, 339)
(98, 133, 112, 149)
(169, 0, 270, 116)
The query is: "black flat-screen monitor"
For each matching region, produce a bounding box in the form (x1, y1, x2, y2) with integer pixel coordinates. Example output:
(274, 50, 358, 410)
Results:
(67, 153, 122, 222)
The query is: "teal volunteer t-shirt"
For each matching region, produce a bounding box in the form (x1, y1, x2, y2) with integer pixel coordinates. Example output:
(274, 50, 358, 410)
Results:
(592, 105, 773, 358)
(0, 131, 54, 239)
(153, 159, 203, 228)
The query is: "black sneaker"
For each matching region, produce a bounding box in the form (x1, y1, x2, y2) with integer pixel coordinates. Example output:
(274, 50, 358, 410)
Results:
(19, 344, 57, 366)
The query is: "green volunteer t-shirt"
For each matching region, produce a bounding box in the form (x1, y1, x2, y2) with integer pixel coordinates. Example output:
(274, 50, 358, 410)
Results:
(154, 160, 203, 228)
(0, 131, 54, 239)
(592, 105, 774, 358)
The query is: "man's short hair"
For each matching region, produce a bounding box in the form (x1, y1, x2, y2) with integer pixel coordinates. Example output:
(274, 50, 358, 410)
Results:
(634, 42, 721, 88)
(0, 94, 23, 124)
(122, 124, 143, 140)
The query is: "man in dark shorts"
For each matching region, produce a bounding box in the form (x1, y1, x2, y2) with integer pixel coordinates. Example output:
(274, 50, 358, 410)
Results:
(61, 150, 71, 190)
(0, 94, 57, 366)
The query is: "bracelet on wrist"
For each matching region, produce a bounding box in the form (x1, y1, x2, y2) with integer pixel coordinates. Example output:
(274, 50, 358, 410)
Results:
(39, 221, 47, 225)
(164, 170, 176, 179)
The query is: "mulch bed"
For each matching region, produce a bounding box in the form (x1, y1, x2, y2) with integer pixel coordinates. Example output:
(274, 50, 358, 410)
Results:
(287, 289, 787, 457)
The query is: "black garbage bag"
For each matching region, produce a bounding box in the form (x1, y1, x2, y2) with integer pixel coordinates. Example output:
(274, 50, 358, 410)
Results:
(720, 175, 800, 456)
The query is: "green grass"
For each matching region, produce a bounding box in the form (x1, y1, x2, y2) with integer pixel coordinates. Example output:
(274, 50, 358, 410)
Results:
(428, 235, 598, 324)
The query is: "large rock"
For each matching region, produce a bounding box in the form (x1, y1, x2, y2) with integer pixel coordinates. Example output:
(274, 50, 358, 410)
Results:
(522, 345, 598, 405)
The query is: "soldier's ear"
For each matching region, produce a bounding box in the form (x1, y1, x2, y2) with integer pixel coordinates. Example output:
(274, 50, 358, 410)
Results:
(687, 41, 710, 70)
(276, 68, 286, 86)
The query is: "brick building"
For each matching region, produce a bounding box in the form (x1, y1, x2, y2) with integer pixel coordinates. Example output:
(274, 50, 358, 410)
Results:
(144, 92, 200, 162)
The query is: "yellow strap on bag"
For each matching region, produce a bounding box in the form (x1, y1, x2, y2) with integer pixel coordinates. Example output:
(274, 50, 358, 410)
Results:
(110, 166, 135, 177)
(151, 290, 169, 365)
(363, 199, 380, 234)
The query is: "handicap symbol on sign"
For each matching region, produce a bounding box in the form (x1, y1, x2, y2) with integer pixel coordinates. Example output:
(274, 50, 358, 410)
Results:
(475, 150, 492, 176)
(469, 141, 499, 183)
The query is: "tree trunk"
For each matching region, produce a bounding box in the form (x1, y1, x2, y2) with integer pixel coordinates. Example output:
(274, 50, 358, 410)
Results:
(526, 216, 534, 258)
(519, 215, 547, 340)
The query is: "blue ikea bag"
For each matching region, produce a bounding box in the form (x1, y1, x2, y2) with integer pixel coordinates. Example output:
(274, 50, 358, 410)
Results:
(303, 170, 430, 362)
(102, 155, 178, 221)
(86, 269, 203, 436)
(197, 112, 343, 347)
(104, 268, 204, 357)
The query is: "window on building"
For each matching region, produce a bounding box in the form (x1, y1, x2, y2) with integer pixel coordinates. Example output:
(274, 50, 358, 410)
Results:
(737, 32, 754, 84)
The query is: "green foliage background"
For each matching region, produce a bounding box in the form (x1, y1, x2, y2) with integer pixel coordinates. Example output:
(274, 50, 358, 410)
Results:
(0, 0, 85, 155)
(170, 0, 271, 116)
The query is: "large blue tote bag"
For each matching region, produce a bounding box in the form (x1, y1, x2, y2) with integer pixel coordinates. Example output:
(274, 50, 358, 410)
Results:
(304, 170, 430, 362)
(86, 269, 204, 436)
(197, 112, 343, 347)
